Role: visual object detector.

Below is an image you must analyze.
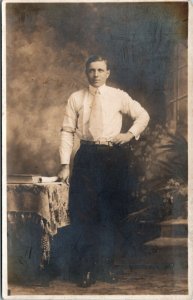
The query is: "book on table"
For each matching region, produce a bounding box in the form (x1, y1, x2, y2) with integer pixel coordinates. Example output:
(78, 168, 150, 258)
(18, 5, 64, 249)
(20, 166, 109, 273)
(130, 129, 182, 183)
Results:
(7, 174, 59, 184)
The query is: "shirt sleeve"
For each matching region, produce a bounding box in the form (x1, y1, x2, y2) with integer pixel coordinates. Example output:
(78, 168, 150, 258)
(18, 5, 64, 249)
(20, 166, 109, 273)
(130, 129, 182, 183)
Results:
(120, 91, 150, 139)
(59, 94, 77, 164)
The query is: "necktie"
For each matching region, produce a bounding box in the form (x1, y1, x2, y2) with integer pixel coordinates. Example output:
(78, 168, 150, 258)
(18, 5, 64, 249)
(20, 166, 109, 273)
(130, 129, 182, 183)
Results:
(88, 89, 103, 140)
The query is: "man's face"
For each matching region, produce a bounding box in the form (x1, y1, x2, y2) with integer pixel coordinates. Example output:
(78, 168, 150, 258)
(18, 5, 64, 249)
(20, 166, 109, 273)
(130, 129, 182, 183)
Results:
(86, 61, 110, 88)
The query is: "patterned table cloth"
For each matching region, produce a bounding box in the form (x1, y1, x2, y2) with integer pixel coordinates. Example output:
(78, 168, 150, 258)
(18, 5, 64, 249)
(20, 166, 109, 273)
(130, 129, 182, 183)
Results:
(7, 183, 70, 268)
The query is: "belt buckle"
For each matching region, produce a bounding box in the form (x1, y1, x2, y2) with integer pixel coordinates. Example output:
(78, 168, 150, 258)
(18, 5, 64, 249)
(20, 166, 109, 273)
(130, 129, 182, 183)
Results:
(95, 140, 113, 146)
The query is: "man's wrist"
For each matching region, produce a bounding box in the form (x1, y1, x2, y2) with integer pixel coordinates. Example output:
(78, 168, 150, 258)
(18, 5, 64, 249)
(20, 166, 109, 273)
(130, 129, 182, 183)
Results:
(127, 131, 134, 139)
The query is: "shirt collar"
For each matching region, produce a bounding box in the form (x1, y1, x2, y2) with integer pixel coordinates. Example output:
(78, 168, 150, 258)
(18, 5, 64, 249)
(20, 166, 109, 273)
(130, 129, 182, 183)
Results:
(89, 84, 106, 95)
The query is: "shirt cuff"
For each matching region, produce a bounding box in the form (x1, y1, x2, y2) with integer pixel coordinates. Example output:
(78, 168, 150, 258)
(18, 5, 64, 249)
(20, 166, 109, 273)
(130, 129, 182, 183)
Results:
(128, 128, 140, 140)
(59, 131, 74, 164)
(59, 151, 71, 165)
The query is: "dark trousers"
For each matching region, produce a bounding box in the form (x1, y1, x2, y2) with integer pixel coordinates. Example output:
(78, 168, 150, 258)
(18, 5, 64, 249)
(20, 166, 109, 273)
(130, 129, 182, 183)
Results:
(69, 143, 132, 274)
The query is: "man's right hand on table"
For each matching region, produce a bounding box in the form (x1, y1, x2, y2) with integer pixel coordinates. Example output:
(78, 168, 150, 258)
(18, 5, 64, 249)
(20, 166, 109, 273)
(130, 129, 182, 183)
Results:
(57, 164, 70, 186)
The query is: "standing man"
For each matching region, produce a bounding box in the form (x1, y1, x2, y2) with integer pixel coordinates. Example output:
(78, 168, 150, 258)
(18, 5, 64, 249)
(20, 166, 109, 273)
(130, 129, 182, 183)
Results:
(58, 55, 150, 287)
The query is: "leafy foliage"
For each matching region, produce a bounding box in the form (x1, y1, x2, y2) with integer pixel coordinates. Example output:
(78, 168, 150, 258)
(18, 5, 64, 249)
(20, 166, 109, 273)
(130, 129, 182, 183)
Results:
(128, 124, 188, 221)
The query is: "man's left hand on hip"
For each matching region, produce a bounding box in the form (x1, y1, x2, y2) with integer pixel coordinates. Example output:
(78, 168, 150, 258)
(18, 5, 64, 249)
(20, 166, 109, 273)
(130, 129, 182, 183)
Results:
(109, 132, 134, 145)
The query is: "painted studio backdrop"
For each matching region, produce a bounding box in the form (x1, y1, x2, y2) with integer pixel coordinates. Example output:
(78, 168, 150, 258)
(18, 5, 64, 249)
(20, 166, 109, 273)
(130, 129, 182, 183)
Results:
(6, 2, 187, 176)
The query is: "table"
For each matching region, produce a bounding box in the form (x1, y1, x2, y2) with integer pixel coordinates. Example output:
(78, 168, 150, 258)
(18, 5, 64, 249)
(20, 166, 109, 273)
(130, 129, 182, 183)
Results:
(7, 183, 70, 276)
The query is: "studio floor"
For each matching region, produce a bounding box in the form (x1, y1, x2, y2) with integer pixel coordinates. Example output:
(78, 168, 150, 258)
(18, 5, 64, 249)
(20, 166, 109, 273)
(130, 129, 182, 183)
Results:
(8, 265, 188, 296)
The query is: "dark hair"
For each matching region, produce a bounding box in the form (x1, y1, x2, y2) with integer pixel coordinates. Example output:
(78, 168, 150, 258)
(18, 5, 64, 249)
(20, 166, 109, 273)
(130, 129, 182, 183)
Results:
(85, 55, 110, 70)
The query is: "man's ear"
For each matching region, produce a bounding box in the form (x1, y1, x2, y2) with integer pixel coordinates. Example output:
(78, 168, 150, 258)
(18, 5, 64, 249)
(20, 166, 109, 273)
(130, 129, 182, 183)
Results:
(107, 70, 110, 78)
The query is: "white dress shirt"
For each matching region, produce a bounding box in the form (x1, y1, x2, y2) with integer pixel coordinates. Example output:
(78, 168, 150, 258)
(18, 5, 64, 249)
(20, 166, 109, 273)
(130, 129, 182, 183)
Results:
(59, 84, 150, 164)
